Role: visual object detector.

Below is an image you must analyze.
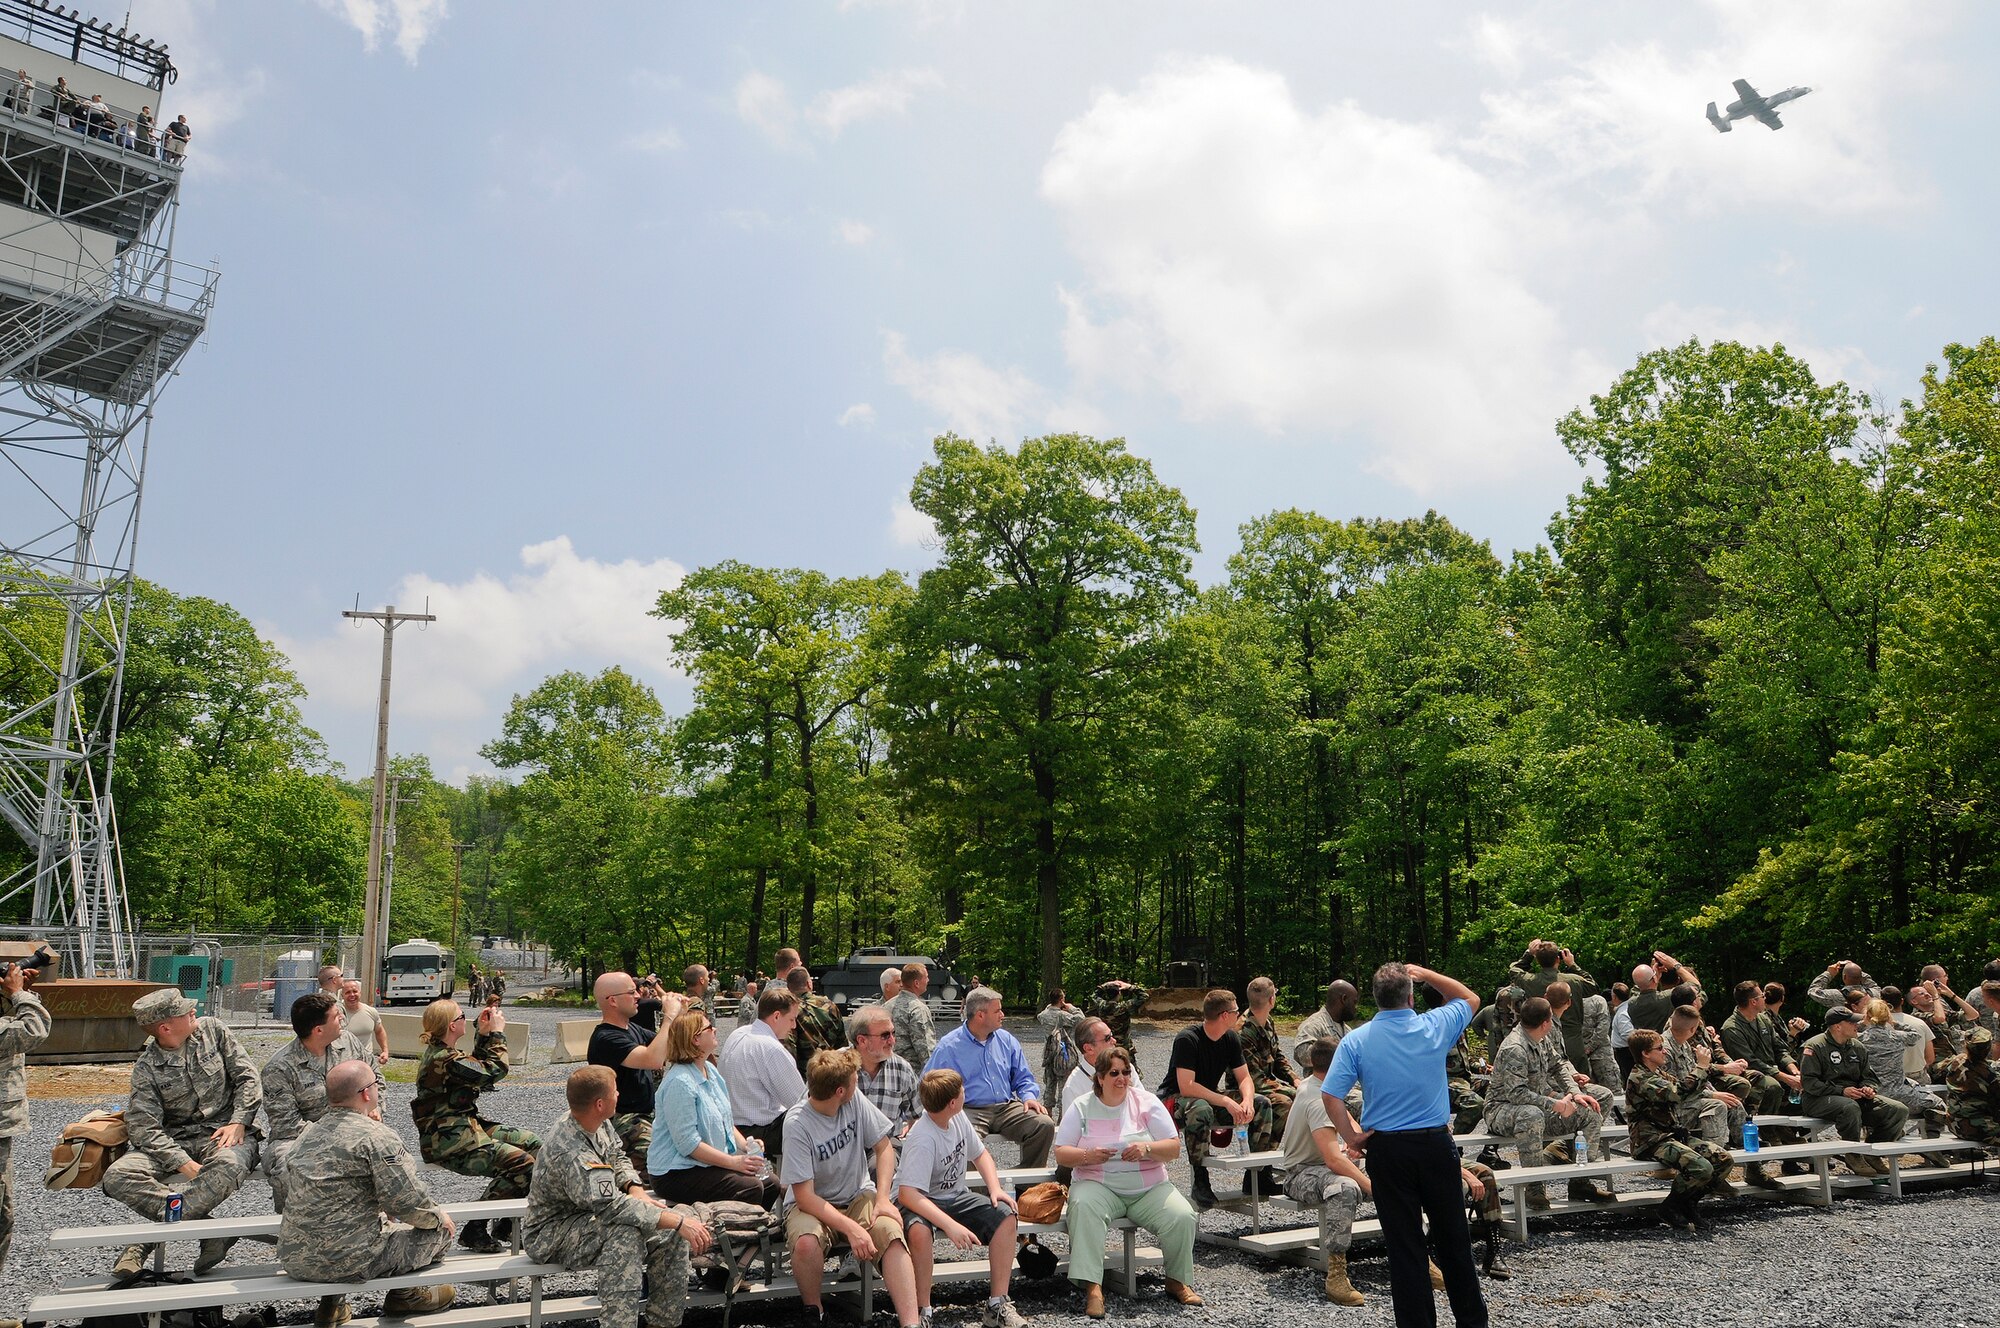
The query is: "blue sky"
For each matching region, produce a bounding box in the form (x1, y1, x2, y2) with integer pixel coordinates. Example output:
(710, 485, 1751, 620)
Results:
(119, 0, 1997, 778)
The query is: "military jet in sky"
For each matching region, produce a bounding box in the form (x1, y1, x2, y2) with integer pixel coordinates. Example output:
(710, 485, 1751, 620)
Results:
(1707, 78, 1812, 132)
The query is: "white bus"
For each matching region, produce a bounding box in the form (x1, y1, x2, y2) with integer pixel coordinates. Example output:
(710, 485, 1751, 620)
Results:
(384, 939, 455, 1006)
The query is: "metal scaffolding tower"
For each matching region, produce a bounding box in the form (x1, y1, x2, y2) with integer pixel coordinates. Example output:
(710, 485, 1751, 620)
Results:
(0, 2, 213, 976)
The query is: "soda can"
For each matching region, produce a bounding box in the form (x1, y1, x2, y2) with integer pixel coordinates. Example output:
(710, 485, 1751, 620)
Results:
(165, 1193, 184, 1222)
(1742, 1121, 1760, 1154)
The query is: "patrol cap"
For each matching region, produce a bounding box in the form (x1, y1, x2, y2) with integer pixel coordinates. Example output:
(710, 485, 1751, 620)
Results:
(1823, 1007, 1860, 1028)
(133, 988, 195, 1024)
(1967, 1026, 1994, 1047)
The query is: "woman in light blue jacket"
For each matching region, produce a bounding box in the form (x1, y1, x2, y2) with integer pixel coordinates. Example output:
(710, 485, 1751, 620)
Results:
(649, 1010, 780, 1208)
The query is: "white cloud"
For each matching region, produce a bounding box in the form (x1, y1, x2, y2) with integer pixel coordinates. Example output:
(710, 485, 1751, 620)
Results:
(835, 218, 875, 245)
(718, 207, 774, 231)
(736, 68, 942, 147)
(1469, 1, 1944, 217)
(882, 331, 1046, 441)
(838, 403, 876, 428)
(889, 500, 936, 547)
(625, 127, 684, 154)
(1041, 56, 1598, 490)
(317, 0, 450, 64)
(1467, 14, 1534, 79)
(268, 538, 686, 779)
(1638, 302, 1882, 395)
(806, 69, 943, 138)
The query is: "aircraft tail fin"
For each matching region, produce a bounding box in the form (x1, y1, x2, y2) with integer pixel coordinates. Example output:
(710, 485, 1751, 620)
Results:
(1706, 101, 1731, 132)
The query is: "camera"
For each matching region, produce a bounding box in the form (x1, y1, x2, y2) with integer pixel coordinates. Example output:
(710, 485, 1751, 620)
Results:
(0, 945, 55, 981)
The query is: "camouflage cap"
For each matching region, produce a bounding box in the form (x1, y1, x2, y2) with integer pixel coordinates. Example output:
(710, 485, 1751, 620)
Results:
(1967, 1026, 1994, 1047)
(133, 987, 195, 1024)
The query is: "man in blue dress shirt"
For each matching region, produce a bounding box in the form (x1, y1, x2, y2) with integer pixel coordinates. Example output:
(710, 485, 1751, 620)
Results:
(1324, 963, 1487, 1328)
(925, 987, 1053, 1166)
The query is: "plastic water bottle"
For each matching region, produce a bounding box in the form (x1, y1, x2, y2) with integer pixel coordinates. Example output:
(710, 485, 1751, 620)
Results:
(1234, 1124, 1249, 1156)
(1573, 1137, 1587, 1165)
(1743, 1121, 1760, 1154)
(745, 1138, 768, 1178)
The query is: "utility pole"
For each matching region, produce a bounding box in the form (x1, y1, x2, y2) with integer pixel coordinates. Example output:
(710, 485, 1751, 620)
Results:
(344, 602, 435, 1002)
(450, 841, 473, 974)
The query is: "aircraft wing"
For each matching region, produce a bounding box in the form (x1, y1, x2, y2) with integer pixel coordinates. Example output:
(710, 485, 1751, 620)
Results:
(1754, 107, 1784, 129)
(1733, 78, 1758, 101)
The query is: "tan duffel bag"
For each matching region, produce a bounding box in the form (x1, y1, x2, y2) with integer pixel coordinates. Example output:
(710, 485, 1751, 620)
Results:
(46, 1108, 127, 1190)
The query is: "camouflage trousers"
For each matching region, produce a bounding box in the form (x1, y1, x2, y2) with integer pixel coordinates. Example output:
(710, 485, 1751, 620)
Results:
(526, 1212, 690, 1328)
(1675, 1093, 1743, 1148)
(1636, 1135, 1730, 1198)
(289, 1221, 452, 1284)
(423, 1121, 541, 1200)
(1484, 1100, 1606, 1168)
(1447, 1080, 1485, 1134)
(1460, 1160, 1503, 1224)
(103, 1132, 260, 1221)
(613, 1113, 654, 1174)
(1946, 1102, 1999, 1147)
(1281, 1163, 1362, 1255)
(1880, 1080, 1948, 1135)
(1587, 1053, 1621, 1104)
(1172, 1093, 1274, 1168)
(0, 1135, 13, 1272)
(1255, 1079, 1296, 1141)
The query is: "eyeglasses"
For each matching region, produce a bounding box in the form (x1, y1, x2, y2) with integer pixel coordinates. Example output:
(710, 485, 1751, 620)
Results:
(1101, 1068, 1132, 1079)
(449, 1014, 467, 1024)
(700, 1023, 716, 1033)
(860, 1030, 893, 1039)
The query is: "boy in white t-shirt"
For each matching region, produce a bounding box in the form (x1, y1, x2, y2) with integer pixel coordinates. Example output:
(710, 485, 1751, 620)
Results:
(895, 1070, 1028, 1328)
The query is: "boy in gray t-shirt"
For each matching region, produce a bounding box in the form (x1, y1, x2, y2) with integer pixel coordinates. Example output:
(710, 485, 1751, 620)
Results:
(780, 1049, 922, 1328)
(895, 1069, 1028, 1328)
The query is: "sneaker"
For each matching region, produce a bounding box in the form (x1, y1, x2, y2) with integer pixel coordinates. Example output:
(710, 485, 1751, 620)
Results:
(981, 1298, 1029, 1328)
(920, 1309, 937, 1328)
(832, 1253, 862, 1282)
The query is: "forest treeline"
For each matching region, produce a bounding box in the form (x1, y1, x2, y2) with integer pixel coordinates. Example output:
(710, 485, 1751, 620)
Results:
(6, 337, 1996, 1006)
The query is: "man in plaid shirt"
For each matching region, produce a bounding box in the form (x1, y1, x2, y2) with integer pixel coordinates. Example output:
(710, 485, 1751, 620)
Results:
(852, 1005, 920, 1147)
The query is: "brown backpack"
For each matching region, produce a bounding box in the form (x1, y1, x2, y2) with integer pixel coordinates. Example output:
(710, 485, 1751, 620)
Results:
(45, 1108, 128, 1190)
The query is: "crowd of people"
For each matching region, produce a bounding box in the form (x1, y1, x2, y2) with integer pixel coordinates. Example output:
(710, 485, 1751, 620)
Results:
(2, 68, 191, 162)
(0, 941, 1994, 1328)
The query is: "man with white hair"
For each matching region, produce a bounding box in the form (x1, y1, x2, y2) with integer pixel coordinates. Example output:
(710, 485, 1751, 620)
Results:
(879, 967, 903, 1004)
(925, 988, 1053, 1166)
(852, 1005, 919, 1142)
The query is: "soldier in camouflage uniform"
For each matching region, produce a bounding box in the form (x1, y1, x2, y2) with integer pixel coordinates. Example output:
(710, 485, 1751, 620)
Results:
(1579, 994, 1619, 1104)
(104, 989, 263, 1283)
(886, 964, 937, 1072)
(262, 992, 384, 1210)
(1662, 1007, 1747, 1155)
(1939, 1027, 1997, 1149)
(1623, 1030, 1731, 1231)
(1291, 980, 1357, 1068)
(279, 1061, 456, 1327)
(1037, 990, 1086, 1097)
(412, 998, 541, 1254)
(1445, 1039, 1485, 1134)
(0, 958, 51, 1298)
(527, 1066, 710, 1328)
(785, 969, 847, 1075)
(1088, 979, 1148, 1068)
(1509, 942, 1598, 1075)
(1238, 977, 1300, 1138)
(1480, 997, 1609, 1208)
(1800, 1007, 1908, 1177)
(681, 965, 712, 1018)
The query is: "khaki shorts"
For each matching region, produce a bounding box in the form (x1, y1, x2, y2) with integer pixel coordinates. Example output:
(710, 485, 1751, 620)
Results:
(784, 1191, 906, 1261)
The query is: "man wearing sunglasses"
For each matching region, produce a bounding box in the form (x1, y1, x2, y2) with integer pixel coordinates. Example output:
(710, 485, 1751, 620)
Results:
(591, 972, 685, 1171)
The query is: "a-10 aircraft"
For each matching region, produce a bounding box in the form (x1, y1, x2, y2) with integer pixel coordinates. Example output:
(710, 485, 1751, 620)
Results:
(1706, 78, 1812, 132)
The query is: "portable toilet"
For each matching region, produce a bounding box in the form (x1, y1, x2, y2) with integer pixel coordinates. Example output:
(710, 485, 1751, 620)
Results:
(272, 948, 319, 1021)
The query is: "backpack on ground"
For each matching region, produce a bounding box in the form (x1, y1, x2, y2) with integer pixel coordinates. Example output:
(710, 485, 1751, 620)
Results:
(46, 1108, 127, 1190)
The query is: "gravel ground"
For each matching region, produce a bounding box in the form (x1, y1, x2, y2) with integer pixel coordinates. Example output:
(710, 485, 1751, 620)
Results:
(9, 1011, 1998, 1328)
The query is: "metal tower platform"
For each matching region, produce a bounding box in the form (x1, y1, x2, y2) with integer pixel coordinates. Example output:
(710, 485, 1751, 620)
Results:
(0, 0, 212, 976)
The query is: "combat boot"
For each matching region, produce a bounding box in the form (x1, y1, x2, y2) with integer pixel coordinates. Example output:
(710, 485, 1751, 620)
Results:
(1657, 1193, 1695, 1232)
(1322, 1254, 1364, 1306)
(1704, 1160, 1737, 1199)
(382, 1286, 455, 1317)
(1474, 1145, 1510, 1170)
(1240, 1166, 1280, 1197)
(1189, 1165, 1217, 1211)
(1742, 1161, 1779, 1189)
(457, 1219, 502, 1253)
(314, 1295, 351, 1328)
(109, 1244, 152, 1287)
(1427, 1260, 1444, 1290)
(1524, 1182, 1550, 1211)
(1567, 1178, 1615, 1203)
(193, 1237, 239, 1275)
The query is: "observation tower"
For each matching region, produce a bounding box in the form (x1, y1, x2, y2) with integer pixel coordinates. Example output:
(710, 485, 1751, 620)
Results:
(0, 1, 214, 975)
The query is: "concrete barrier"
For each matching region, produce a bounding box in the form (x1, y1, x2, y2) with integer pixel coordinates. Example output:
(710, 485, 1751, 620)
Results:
(549, 1019, 595, 1064)
(382, 1010, 534, 1062)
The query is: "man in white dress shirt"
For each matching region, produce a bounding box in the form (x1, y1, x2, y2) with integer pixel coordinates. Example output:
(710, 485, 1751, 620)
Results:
(720, 986, 805, 1161)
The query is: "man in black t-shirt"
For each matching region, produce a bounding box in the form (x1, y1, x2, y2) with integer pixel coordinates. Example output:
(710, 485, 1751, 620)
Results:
(588, 971, 682, 1172)
(1163, 988, 1275, 1209)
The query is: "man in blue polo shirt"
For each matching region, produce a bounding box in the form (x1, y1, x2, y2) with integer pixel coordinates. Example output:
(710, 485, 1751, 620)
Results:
(925, 988, 1053, 1166)
(1324, 962, 1486, 1328)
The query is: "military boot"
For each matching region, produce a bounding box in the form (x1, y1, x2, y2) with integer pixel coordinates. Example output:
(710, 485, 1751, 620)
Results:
(193, 1237, 240, 1275)
(382, 1286, 455, 1317)
(109, 1244, 152, 1287)
(457, 1219, 502, 1253)
(1568, 1178, 1615, 1203)
(314, 1296, 351, 1328)
(1524, 1182, 1550, 1211)
(1322, 1254, 1364, 1306)
(1189, 1166, 1217, 1211)
(1742, 1162, 1779, 1189)
(1240, 1166, 1280, 1197)
(1657, 1193, 1695, 1232)
(1427, 1260, 1444, 1290)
